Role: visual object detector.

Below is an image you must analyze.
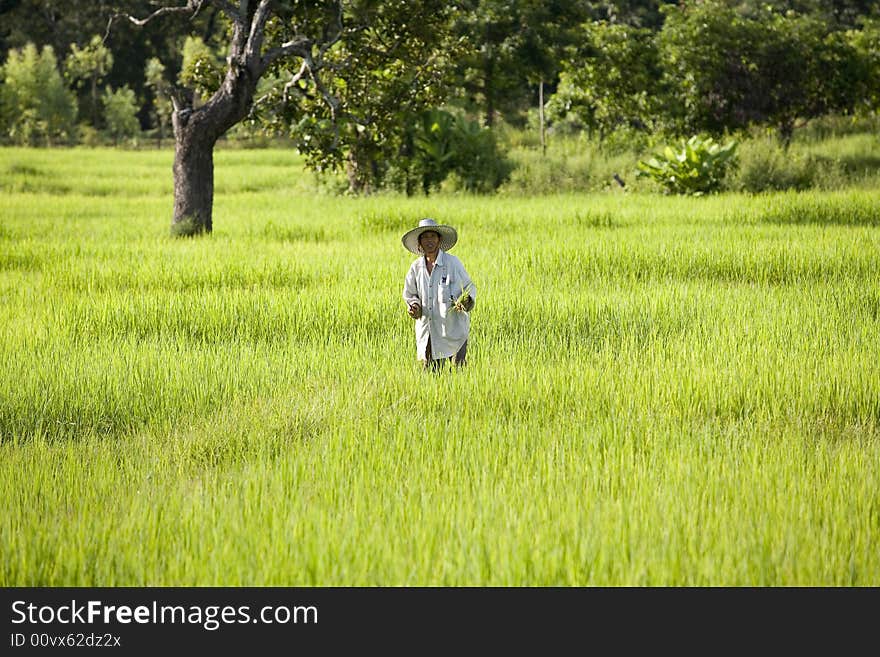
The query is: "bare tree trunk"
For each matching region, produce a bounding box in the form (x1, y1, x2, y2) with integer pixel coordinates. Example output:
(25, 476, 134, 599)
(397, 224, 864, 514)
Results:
(539, 79, 545, 156)
(345, 151, 367, 195)
(90, 74, 99, 128)
(170, 65, 257, 236)
(171, 116, 216, 235)
(484, 25, 495, 128)
(484, 53, 495, 128)
(778, 119, 795, 151)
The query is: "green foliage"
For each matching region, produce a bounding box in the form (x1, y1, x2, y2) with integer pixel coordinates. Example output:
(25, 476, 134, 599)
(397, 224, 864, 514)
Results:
(0, 43, 77, 145)
(179, 36, 224, 99)
(498, 134, 649, 195)
(447, 116, 513, 193)
(76, 123, 103, 147)
(725, 136, 816, 193)
(847, 17, 880, 114)
(656, 2, 870, 142)
(500, 147, 595, 194)
(102, 86, 141, 145)
(144, 57, 173, 144)
(386, 108, 512, 195)
(267, 0, 458, 193)
(63, 35, 112, 80)
(63, 35, 113, 129)
(144, 57, 168, 94)
(637, 135, 738, 195)
(414, 109, 457, 193)
(547, 21, 662, 139)
(446, 0, 590, 127)
(722, 125, 880, 194)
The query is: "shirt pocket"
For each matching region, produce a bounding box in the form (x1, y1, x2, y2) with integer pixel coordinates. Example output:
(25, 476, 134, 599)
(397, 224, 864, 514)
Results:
(438, 280, 451, 315)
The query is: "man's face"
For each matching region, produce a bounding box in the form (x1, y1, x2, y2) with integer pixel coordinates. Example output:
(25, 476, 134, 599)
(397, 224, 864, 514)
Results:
(418, 230, 441, 254)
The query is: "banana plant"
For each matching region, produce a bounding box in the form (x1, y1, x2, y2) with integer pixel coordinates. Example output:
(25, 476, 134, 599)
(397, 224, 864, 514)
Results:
(637, 135, 737, 195)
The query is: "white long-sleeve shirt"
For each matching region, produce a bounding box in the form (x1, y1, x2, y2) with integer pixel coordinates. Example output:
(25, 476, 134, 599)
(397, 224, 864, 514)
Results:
(402, 249, 476, 361)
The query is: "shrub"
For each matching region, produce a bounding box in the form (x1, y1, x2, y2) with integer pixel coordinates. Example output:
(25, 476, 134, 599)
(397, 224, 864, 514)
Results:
(499, 148, 594, 194)
(387, 109, 513, 195)
(497, 135, 649, 195)
(102, 86, 141, 145)
(413, 108, 456, 193)
(64, 35, 113, 129)
(76, 123, 103, 147)
(446, 117, 513, 193)
(725, 137, 814, 193)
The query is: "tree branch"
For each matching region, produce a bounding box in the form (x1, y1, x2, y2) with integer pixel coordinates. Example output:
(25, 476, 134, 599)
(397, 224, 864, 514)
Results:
(104, 0, 208, 42)
(281, 61, 310, 102)
(261, 37, 313, 68)
(245, 0, 273, 63)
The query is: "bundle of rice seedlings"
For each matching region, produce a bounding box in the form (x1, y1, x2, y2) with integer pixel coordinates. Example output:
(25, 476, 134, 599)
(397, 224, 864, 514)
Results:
(452, 284, 473, 312)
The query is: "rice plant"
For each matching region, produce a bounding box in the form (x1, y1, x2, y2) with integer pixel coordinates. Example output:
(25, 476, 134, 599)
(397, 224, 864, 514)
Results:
(0, 147, 878, 586)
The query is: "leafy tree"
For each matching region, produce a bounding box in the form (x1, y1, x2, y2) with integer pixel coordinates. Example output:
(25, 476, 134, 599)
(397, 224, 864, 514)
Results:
(805, 19, 875, 120)
(387, 107, 511, 195)
(845, 17, 880, 115)
(743, 1, 880, 29)
(263, 1, 459, 195)
(106, 0, 456, 235)
(0, 1, 202, 127)
(64, 34, 113, 128)
(144, 57, 173, 146)
(547, 20, 662, 140)
(0, 42, 76, 145)
(102, 84, 140, 144)
(656, 2, 758, 136)
(448, 0, 591, 128)
(657, 1, 869, 145)
(586, 1, 675, 29)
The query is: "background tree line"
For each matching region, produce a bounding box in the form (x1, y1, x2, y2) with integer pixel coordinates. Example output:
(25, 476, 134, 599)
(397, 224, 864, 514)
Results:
(0, 0, 878, 198)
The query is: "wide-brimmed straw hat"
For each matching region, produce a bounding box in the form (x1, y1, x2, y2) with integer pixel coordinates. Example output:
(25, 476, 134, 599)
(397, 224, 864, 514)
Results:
(401, 218, 458, 254)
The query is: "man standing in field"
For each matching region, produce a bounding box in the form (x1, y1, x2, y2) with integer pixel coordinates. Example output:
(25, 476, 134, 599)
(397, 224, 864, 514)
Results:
(402, 218, 476, 371)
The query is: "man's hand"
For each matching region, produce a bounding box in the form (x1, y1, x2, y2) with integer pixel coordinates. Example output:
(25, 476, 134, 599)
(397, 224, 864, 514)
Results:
(407, 302, 422, 319)
(453, 295, 474, 313)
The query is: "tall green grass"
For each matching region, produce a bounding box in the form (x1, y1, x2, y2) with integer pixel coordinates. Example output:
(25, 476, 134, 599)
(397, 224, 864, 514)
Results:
(500, 122, 880, 194)
(1, 147, 878, 585)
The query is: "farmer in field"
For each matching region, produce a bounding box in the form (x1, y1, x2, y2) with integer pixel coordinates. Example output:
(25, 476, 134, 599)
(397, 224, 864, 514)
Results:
(402, 218, 476, 371)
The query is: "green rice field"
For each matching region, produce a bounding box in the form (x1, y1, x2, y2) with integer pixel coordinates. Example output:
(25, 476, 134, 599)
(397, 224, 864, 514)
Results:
(1, 146, 878, 585)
